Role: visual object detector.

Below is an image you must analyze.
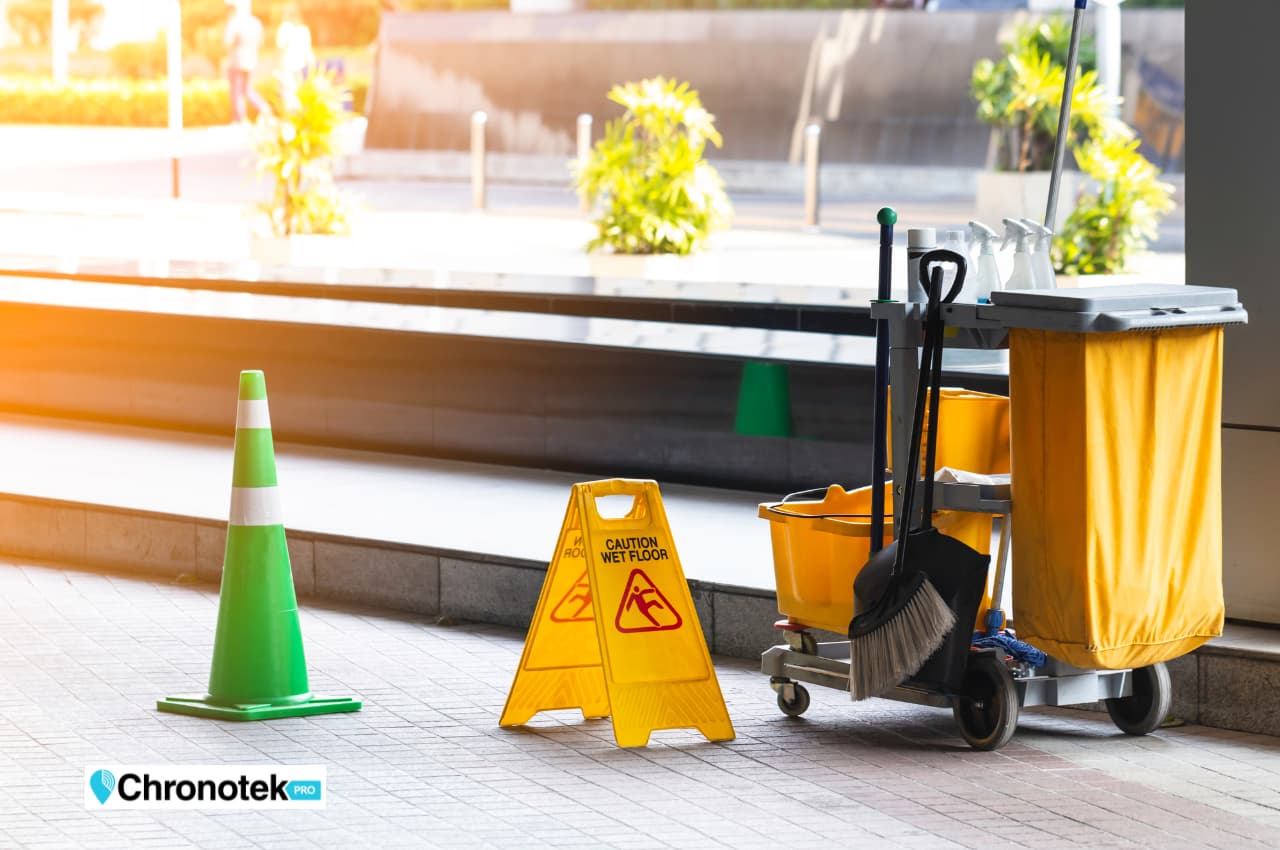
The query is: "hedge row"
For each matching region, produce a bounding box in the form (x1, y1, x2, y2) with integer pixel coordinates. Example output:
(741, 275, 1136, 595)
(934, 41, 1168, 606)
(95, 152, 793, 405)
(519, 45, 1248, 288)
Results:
(0, 76, 368, 127)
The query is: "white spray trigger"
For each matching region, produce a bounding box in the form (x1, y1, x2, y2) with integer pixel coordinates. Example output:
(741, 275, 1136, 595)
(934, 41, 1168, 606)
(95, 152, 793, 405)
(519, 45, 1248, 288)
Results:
(1002, 218, 1033, 252)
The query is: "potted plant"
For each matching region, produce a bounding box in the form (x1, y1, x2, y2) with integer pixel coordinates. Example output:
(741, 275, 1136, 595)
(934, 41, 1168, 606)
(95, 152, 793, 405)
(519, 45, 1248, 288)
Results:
(575, 76, 732, 276)
(250, 67, 352, 266)
(1053, 130, 1175, 285)
(971, 18, 1111, 225)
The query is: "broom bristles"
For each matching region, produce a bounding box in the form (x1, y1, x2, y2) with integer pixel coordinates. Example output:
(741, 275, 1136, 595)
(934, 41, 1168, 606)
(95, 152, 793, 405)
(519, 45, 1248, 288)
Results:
(849, 577, 955, 701)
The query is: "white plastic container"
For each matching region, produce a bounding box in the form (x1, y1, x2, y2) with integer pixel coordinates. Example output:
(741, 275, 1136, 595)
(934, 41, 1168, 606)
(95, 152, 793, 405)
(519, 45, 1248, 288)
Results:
(940, 229, 972, 301)
(1002, 218, 1037, 291)
(968, 220, 1001, 303)
(906, 228, 936, 303)
(1019, 218, 1057, 290)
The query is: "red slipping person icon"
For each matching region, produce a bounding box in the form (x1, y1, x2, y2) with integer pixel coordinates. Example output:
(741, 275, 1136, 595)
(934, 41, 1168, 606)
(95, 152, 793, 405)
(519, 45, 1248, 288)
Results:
(614, 569, 682, 633)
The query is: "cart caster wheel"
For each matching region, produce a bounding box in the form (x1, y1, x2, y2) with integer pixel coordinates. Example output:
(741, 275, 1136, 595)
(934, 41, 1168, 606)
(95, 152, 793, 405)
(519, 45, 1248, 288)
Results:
(953, 654, 1018, 751)
(1105, 662, 1171, 736)
(777, 684, 811, 718)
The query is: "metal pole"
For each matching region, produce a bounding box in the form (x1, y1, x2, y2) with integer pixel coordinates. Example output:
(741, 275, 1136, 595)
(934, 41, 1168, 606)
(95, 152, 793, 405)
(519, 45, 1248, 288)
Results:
(576, 113, 592, 213)
(1045, 0, 1088, 232)
(471, 111, 487, 211)
(167, 0, 183, 199)
(50, 0, 69, 84)
(803, 123, 821, 229)
(869, 207, 896, 553)
(1096, 0, 1125, 123)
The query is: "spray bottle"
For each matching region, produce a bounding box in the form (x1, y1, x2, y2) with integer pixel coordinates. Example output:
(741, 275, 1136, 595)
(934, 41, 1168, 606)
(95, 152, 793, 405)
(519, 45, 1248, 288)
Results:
(1001, 218, 1037, 291)
(1020, 218, 1057, 290)
(940, 230, 971, 301)
(906, 228, 936, 303)
(968, 220, 1001, 303)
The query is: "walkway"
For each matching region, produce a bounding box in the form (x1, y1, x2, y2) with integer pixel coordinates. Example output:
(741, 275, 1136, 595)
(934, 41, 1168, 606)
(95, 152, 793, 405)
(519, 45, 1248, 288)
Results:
(0, 125, 1186, 290)
(1, 560, 1278, 849)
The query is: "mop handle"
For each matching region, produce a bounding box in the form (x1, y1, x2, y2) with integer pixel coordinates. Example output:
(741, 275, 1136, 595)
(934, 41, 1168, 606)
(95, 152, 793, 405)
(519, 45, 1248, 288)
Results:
(918, 256, 964, 527)
(1044, 0, 1088, 232)
(890, 269, 939, 578)
(869, 207, 896, 552)
(889, 251, 967, 577)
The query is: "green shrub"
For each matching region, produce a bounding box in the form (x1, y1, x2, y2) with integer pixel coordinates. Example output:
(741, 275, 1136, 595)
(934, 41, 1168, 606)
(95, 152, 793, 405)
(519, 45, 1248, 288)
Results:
(181, 0, 291, 65)
(971, 18, 1111, 172)
(576, 77, 731, 256)
(300, 0, 380, 47)
(1053, 132, 1175, 275)
(394, 0, 508, 11)
(969, 15, 1175, 274)
(585, 0, 867, 7)
(0, 76, 228, 125)
(109, 39, 168, 79)
(6, 0, 102, 47)
(295, 0, 506, 48)
(0, 75, 370, 127)
(181, 0, 232, 68)
(253, 68, 351, 236)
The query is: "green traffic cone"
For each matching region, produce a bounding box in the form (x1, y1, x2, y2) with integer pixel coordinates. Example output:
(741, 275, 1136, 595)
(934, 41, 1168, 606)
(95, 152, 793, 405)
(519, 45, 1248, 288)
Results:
(734, 361, 792, 437)
(158, 371, 360, 721)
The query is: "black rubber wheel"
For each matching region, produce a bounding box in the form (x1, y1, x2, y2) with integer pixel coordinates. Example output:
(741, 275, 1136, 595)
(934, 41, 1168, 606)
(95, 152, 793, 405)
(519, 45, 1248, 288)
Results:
(777, 683, 811, 718)
(1105, 662, 1171, 736)
(953, 654, 1019, 751)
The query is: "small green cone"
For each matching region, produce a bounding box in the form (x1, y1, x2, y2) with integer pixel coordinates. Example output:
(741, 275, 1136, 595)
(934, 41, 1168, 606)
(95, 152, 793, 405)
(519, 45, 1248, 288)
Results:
(734, 361, 792, 437)
(158, 371, 360, 721)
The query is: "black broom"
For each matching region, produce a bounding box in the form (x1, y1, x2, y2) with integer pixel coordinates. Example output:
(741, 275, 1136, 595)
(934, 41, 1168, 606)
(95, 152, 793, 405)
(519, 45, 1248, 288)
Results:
(848, 254, 976, 700)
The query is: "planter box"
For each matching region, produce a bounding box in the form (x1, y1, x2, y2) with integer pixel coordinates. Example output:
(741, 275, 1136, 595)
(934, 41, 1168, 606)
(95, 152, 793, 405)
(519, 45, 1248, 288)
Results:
(974, 170, 1081, 231)
(337, 115, 368, 156)
(249, 233, 353, 267)
(334, 116, 369, 179)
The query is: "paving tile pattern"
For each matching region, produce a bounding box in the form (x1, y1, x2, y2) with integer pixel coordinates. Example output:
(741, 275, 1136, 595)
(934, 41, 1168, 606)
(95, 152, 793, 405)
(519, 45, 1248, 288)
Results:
(1, 560, 1279, 849)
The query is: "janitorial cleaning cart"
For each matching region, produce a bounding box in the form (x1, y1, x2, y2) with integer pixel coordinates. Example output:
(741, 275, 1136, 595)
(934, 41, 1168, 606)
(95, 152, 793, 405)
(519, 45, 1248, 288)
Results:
(760, 270, 1247, 749)
(757, 0, 1248, 750)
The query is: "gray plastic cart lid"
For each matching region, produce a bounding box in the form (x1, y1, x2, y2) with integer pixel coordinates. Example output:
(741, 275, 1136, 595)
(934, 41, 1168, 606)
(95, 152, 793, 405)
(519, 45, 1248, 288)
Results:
(979, 284, 1247, 333)
(990, 284, 1238, 311)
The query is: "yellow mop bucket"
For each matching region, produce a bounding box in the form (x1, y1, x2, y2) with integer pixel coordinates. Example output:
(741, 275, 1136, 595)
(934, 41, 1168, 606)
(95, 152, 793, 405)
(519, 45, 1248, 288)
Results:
(889, 388, 1011, 475)
(759, 483, 992, 635)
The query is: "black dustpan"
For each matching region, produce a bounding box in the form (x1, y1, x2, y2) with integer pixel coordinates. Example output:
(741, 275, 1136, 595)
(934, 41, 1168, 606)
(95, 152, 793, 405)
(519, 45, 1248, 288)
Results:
(850, 252, 990, 696)
(853, 529, 989, 693)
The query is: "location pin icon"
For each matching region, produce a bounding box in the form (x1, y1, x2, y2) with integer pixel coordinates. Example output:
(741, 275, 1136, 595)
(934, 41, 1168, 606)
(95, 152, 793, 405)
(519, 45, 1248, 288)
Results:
(90, 769, 115, 804)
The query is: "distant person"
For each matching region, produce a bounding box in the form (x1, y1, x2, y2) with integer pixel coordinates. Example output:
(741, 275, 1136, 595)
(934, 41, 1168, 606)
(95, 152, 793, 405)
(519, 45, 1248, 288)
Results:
(224, 0, 267, 123)
(275, 4, 314, 110)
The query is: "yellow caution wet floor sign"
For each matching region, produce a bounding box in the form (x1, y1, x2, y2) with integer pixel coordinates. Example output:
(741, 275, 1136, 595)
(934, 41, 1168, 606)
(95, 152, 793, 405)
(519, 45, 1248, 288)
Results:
(500, 479, 735, 747)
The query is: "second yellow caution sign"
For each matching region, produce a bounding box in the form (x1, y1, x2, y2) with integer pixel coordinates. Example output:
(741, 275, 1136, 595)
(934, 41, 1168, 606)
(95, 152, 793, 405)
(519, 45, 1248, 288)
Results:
(500, 479, 734, 747)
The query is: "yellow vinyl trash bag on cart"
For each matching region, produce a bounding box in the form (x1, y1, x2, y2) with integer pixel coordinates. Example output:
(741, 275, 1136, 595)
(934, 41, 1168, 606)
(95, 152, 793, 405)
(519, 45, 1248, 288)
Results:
(1009, 326, 1225, 670)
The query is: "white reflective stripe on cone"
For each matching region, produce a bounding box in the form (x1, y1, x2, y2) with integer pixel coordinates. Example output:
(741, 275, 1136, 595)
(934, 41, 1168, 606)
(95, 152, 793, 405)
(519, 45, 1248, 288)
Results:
(229, 486, 283, 526)
(235, 399, 272, 430)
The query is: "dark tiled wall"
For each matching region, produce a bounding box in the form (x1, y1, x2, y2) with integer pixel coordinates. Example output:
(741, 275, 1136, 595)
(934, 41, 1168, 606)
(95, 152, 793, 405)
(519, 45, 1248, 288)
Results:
(0, 302, 1004, 493)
